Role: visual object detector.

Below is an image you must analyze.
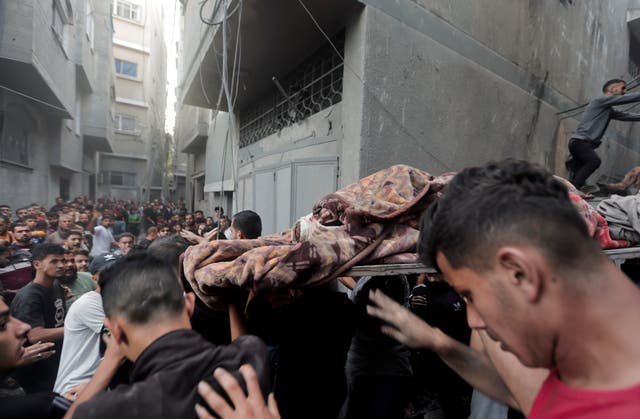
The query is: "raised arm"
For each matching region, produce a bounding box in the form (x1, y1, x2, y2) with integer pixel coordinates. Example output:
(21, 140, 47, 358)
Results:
(611, 109, 640, 121)
(598, 92, 640, 107)
(367, 289, 519, 409)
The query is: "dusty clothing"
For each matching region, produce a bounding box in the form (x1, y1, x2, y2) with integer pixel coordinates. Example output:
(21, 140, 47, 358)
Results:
(596, 194, 640, 243)
(73, 331, 270, 419)
(183, 165, 453, 310)
(572, 92, 640, 143)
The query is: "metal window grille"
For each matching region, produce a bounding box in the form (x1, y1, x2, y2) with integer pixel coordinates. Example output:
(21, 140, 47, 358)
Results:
(239, 31, 345, 148)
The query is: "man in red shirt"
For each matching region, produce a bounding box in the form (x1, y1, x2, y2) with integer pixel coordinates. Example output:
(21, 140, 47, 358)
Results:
(368, 160, 640, 418)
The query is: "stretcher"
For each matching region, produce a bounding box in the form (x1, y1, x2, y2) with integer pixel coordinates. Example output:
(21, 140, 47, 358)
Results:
(343, 247, 640, 276)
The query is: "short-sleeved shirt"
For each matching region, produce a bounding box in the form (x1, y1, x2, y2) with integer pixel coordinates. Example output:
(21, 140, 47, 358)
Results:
(10, 281, 66, 392)
(529, 370, 640, 419)
(54, 291, 104, 395)
(63, 272, 97, 310)
(90, 225, 114, 257)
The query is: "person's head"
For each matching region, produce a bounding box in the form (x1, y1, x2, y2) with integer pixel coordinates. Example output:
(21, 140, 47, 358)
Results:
(0, 205, 11, 217)
(602, 78, 626, 95)
(101, 214, 114, 228)
(194, 210, 204, 220)
(99, 254, 195, 359)
(0, 296, 31, 372)
(60, 250, 78, 284)
(420, 160, 604, 369)
(55, 197, 65, 206)
(78, 212, 89, 225)
(63, 230, 83, 250)
(32, 243, 66, 281)
(157, 224, 170, 237)
(185, 213, 194, 226)
(218, 215, 230, 230)
(146, 226, 158, 240)
(12, 223, 32, 244)
(171, 222, 182, 233)
(46, 212, 59, 228)
(72, 248, 90, 272)
(147, 235, 191, 274)
(0, 215, 9, 235)
(205, 216, 215, 227)
(231, 210, 262, 239)
(116, 233, 136, 255)
(58, 214, 74, 231)
(214, 207, 224, 218)
(15, 207, 28, 220)
(23, 214, 37, 231)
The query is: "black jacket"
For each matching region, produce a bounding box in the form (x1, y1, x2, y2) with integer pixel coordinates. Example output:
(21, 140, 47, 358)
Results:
(73, 330, 270, 419)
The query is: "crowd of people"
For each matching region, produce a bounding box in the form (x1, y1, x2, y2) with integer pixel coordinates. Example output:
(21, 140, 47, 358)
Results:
(2, 159, 640, 419)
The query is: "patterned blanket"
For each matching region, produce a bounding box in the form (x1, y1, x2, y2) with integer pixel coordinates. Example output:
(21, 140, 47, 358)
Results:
(183, 165, 453, 309)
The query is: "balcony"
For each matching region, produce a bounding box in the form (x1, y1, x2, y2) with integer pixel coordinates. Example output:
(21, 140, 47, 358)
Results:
(179, 0, 361, 112)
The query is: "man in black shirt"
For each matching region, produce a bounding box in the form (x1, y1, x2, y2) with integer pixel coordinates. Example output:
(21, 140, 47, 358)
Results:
(11, 243, 67, 393)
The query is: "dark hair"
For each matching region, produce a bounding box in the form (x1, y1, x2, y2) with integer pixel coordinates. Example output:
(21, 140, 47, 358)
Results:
(102, 215, 114, 221)
(602, 78, 625, 93)
(99, 253, 185, 323)
(0, 215, 9, 224)
(147, 235, 190, 269)
(116, 232, 135, 242)
(420, 160, 600, 274)
(23, 214, 36, 221)
(46, 212, 58, 218)
(231, 210, 262, 239)
(32, 243, 66, 262)
(71, 248, 89, 257)
(62, 230, 83, 240)
(11, 222, 28, 232)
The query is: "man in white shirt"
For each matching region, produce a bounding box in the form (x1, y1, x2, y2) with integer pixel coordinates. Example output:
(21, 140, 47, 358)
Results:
(90, 216, 116, 257)
(53, 254, 118, 396)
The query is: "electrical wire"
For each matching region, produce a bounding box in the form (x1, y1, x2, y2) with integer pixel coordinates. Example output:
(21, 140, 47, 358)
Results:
(295, 0, 453, 172)
(0, 84, 69, 113)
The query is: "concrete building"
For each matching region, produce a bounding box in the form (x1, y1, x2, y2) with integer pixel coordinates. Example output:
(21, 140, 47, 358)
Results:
(177, 0, 640, 233)
(0, 0, 115, 208)
(98, 0, 167, 201)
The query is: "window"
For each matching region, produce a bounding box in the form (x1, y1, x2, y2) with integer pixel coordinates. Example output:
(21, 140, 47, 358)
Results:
(115, 59, 138, 77)
(109, 171, 136, 186)
(115, 0, 141, 22)
(0, 110, 30, 167)
(115, 114, 137, 132)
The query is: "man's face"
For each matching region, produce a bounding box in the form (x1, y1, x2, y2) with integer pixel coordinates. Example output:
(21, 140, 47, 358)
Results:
(16, 209, 27, 220)
(0, 219, 7, 234)
(102, 218, 113, 228)
(25, 219, 37, 230)
(230, 220, 241, 240)
(63, 253, 77, 279)
(13, 226, 31, 243)
(48, 215, 58, 227)
(118, 236, 135, 255)
(59, 217, 74, 230)
(65, 234, 82, 250)
(609, 82, 627, 95)
(56, 198, 64, 205)
(219, 218, 229, 230)
(185, 214, 194, 225)
(158, 227, 170, 237)
(74, 254, 89, 272)
(0, 207, 11, 217)
(34, 254, 65, 279)
(78, 213, 89, 224)
(436, 251, 547, 368)
(0, 298, 30, 372)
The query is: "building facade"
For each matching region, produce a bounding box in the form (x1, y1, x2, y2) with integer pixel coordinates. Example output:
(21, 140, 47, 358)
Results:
(0, 0, 115, 208)
(177, 0, 640, 233)
(98, 0, 167, 201)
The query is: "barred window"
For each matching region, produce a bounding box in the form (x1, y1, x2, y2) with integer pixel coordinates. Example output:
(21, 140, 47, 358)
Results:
(239, 31, 344, 148)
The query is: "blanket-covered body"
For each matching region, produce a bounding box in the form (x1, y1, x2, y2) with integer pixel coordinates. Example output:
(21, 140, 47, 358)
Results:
(183, 165, 453, 309)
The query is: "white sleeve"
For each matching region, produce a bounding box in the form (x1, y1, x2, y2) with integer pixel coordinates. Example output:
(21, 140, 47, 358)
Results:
(79, 293, 105, 334)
